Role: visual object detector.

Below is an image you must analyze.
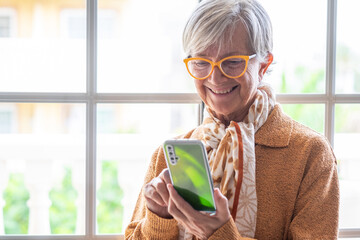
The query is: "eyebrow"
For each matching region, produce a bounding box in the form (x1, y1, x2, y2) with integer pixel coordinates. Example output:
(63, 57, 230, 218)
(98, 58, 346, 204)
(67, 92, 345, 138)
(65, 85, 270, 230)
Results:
(191, 52, 248, 59)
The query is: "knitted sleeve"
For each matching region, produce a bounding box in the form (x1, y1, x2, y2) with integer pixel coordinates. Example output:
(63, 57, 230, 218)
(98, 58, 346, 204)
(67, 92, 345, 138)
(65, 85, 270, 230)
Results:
(208, 217, 255, 240)
(125, 146, 179, 240)
(287, 135, 339, 239)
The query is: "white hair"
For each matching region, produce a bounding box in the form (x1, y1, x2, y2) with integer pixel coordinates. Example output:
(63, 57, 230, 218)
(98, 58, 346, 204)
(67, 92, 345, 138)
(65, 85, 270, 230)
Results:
(183, 0, 273, 63)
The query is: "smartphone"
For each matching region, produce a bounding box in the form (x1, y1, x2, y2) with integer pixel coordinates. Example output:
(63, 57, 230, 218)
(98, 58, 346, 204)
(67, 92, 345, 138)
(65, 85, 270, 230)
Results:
(163, 139, 216, 213)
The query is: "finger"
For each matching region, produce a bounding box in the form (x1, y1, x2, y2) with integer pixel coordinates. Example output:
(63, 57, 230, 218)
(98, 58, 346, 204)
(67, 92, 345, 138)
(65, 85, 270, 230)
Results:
(167, 197, 187, 220)
(214, 188, 228, 209)
(168, 198, 208, 240)
(213, 188, 231, 221)
(152, 177, 170, 203)
(167, 198, 203, 237)
(144, 183, 167, 206)
(145, 195, 172, 219)
(166, 184, 190, 219)
(161, 169, 172, 184)
(168, 186, 229, 239)
(145, 196, 162, 210)
(167, 184, 207, 222)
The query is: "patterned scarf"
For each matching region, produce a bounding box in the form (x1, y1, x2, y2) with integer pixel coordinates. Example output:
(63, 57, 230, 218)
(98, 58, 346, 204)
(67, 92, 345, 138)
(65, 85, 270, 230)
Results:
(179, 83, 275, 239)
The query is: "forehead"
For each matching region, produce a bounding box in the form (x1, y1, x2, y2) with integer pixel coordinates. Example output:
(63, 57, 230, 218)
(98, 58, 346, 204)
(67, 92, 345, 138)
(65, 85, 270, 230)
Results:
(198, 21, 251, 58)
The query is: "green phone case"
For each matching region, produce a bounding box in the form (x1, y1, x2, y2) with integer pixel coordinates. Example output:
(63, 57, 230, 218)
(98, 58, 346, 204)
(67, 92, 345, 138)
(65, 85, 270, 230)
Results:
(163, 139, 216, 212)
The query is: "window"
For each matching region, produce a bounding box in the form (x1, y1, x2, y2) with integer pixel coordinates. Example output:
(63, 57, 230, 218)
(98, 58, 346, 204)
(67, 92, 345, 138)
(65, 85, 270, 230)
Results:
(0, 0, 198, 238)
(0, 104, 16, 133)
(0, 0, 359, 239)
(60, 9, 86, 39)
(0, 8, 16, 38)
(0, 16, 10, 37)
(259, 0, 360, 238)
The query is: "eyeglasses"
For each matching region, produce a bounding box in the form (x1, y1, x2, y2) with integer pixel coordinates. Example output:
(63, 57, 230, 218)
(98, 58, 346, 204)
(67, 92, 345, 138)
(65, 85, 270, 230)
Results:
(183, 54, 256, 80)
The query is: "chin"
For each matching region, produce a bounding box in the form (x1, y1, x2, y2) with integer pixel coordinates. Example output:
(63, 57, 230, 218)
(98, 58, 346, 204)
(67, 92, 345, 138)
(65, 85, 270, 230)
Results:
(210, 105, 234, 118)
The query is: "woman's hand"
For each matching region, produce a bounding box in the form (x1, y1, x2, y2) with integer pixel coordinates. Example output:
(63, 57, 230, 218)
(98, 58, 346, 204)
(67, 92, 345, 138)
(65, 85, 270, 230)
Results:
(167, 185, 231, 240)
(144, 168, 231, 238)
(144, 169, 172, 218)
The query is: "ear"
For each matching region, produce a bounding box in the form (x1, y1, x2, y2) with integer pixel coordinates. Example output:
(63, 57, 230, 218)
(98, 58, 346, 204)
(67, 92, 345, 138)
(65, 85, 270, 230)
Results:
(258, 52, 273, 81)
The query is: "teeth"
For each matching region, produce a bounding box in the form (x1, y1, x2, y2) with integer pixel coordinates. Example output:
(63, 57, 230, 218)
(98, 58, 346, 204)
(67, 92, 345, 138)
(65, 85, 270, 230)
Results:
(212, 88, 233, 94)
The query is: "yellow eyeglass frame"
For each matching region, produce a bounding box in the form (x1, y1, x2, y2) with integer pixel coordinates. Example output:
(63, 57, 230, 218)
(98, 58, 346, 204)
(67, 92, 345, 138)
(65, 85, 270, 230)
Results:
(183, 54, 257, 80)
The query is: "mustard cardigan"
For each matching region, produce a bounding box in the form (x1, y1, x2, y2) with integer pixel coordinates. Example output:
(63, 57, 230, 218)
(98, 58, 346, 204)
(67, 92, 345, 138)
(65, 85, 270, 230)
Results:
(125, 105, 339, 240)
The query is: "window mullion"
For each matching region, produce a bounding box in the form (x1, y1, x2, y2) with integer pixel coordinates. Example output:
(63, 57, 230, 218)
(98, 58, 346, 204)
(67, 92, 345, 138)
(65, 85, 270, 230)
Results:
(95, 93, 201, 103)
(325, 0, 337, 147)
(0, 92, 87, 103)
(339, 229, 360, 238)
(276, 94, 328, 103)
(86, 0, 97, 237)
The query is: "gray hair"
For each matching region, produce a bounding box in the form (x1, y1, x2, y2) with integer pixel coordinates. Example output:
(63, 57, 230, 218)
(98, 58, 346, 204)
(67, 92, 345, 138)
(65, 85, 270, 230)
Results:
(183, 0, 273, 63)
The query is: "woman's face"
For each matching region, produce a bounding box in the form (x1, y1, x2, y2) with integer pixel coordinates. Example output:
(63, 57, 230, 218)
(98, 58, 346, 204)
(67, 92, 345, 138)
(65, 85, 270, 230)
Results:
(193, 22, 268, 123)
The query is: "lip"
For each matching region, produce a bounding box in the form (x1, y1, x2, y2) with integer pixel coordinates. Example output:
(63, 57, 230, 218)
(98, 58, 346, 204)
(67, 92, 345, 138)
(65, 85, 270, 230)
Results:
(208, 85, 238, 95)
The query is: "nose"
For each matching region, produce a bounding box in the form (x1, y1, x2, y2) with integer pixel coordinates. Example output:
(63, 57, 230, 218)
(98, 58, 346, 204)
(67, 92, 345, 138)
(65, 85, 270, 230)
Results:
(207, 65, 226, 84)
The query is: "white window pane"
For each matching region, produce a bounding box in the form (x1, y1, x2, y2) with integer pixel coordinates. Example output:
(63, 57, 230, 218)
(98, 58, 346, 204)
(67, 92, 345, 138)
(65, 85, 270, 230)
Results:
(339, 238, 360, 240)
(96, 103, 199, 233)
(281, 104, 325, 134)
(0, 7, 16, 37)
(335, 104, 360, 229)
(260, 0, 327, 94)
(0, 16, 10, 37)
(0, 2, 86, 92)
(0, 103, 86, 235)
(97, 0, 198, 93)
(336, 0, 360, 93)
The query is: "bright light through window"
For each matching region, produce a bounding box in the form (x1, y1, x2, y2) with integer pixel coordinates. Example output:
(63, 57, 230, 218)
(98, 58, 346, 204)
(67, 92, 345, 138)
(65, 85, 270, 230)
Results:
(0, 2, 86, 93)
(0, 0, 359, 238)
(96, 103, 198, 233)
(259, 0, 327, 94)
(336, 0, 360, 93)
(97, 0, 198, 93)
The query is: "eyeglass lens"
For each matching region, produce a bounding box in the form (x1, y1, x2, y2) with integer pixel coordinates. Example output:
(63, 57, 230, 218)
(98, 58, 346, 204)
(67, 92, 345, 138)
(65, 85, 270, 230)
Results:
(187, 57, 247, 78)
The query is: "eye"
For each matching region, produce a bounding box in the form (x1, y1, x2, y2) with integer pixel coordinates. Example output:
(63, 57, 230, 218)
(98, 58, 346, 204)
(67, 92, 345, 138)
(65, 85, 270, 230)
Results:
(189, 60, 210, 69)
(222, 58, 245, 68)
(194, 60, 210, 67)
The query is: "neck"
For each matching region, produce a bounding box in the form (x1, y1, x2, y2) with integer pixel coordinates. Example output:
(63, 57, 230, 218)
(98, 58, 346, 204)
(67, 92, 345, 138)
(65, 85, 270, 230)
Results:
(210, 104, 251, 127)
(209, 93, 257, 126)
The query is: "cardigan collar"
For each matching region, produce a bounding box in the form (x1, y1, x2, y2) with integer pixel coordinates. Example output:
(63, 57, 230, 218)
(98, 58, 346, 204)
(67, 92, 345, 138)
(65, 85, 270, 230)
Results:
(255, 104, 293, 148)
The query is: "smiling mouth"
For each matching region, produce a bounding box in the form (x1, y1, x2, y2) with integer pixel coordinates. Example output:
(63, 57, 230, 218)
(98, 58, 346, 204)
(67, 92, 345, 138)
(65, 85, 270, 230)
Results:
(210, 85, 238, 95)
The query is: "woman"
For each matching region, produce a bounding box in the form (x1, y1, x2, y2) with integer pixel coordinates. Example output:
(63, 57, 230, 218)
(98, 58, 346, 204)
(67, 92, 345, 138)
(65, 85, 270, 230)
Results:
(125, 0, 339, 239)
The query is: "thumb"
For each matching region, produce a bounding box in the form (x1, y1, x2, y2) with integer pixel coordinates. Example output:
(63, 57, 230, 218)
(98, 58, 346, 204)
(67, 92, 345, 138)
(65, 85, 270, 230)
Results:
(213, 188, 231, 221)
(214, 188, 229, 210)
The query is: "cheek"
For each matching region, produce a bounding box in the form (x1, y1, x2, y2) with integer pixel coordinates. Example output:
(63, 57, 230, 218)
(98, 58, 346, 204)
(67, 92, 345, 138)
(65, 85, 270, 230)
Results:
(194, 80, 206, 96)
(247, 64, 261, 82)
(235, 73, 259, 101)
(243, 68, 260, 90)
(236, 75, 258, 91)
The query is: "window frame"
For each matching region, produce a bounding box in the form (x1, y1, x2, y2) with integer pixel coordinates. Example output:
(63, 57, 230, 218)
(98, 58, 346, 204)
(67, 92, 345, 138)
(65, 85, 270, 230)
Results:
(0, 0, 359, 238)
(0, 7, 17, 37)
(0, 104, 16, 133)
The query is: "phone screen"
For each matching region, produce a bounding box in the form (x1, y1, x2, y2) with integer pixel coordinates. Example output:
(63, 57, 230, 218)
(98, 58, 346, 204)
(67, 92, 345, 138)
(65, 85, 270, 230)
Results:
(163, 139, 216, 212)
